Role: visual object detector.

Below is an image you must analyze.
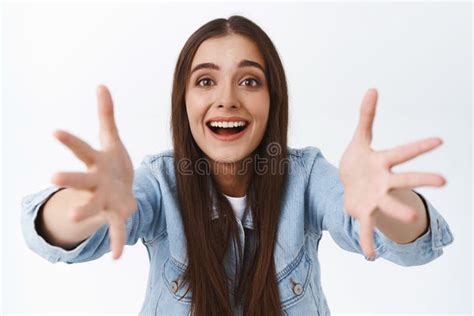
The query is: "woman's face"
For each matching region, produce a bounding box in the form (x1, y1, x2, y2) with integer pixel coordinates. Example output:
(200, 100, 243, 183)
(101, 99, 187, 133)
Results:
(185, 34, 270, 163)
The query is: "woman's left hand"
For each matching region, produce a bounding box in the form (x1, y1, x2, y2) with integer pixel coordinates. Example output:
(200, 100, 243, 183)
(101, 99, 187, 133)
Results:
(339, 88, 446, 258)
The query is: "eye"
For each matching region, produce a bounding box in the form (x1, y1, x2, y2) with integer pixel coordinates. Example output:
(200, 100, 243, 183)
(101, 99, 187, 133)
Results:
(240, 78, 260, 87)
(196, 78, 214, 87)
(195, 77, 261, 88)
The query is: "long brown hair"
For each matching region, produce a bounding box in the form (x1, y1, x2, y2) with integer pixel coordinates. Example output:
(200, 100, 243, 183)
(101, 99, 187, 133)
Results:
(171, 15, 289, 315)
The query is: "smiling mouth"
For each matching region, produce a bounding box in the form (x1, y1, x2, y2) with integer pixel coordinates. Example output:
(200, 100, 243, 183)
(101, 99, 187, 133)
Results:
(206, 122, 249, 136)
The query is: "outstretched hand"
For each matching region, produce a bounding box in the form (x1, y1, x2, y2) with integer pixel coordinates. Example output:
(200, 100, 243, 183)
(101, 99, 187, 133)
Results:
(51, 85, 136, 260)
(339, 88, 446, 258)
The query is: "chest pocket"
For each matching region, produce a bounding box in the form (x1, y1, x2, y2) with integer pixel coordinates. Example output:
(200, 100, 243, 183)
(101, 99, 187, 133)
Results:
(162, 256, 192, 304)
(277, 247, 313, 310)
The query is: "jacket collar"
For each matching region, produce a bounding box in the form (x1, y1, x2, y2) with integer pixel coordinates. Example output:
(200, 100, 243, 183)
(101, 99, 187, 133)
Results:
(210, 191, 254, 229)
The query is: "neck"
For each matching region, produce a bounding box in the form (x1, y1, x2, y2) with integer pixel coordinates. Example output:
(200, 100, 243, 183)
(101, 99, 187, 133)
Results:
(210, 159, 251, 197)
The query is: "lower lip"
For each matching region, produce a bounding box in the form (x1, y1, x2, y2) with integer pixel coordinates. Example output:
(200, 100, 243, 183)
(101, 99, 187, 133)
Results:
(207, 124, 249, 142)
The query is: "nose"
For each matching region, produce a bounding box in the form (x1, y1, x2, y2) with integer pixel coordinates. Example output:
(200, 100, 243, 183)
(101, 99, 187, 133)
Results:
(216, 80, 240, 110)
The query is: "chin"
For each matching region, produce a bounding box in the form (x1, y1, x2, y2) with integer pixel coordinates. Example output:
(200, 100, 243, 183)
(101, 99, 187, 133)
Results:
(204, 147, 250, 164)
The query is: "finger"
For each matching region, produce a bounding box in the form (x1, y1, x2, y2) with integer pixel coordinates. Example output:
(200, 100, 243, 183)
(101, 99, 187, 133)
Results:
(384, 137, 443, 167)
(389, 172, 446, 189)
(107, 212, 126, 260)
(69, 196, 101, 222)
(358, 215, 376, 259)
(97, 85, 120, 148)
(53, 130, 97, 167)
(354, 88, 378, 145)
(51, 171, 97, 190)
(377, 193, 418, 223)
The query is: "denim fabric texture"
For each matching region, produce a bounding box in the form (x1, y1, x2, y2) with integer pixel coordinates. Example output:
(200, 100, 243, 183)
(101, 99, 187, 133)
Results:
(21, 146, 454, 315)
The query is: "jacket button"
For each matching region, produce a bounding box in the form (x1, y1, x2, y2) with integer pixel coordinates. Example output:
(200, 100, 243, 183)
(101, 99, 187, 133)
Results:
(170, 281, 179, 293)
(292, 283, 303, 295)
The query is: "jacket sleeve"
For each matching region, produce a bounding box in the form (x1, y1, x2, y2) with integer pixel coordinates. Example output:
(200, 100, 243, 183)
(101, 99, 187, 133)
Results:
(20, 157, 164, 264)
(304, 146, 454, 267)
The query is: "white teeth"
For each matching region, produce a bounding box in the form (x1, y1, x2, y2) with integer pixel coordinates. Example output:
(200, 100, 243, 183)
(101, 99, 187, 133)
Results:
(209, 121, 247, 128)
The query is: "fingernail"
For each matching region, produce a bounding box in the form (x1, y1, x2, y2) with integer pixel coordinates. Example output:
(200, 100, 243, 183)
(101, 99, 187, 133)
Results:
(366, 255, 375, 261)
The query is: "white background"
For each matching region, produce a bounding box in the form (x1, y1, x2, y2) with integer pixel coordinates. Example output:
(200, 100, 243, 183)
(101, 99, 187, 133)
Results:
(2, 1, 472, 314)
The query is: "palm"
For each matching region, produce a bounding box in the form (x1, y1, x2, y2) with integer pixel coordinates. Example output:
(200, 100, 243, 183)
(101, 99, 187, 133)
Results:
(340, 143, 389, 219)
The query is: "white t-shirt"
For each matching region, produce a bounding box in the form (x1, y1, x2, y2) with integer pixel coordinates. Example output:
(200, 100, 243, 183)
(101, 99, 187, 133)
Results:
(223, 194, 247, 221)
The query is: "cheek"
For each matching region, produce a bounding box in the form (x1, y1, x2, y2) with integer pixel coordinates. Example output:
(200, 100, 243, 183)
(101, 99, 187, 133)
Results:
(185, 94, 209, 130)
(250, 95, 270, 126)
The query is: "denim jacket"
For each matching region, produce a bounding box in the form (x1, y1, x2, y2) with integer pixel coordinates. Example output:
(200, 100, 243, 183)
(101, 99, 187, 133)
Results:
(21, 146, 454, 315)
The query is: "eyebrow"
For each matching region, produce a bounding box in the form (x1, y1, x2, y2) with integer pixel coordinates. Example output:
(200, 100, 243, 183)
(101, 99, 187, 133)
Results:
(190, 59, 266, 75)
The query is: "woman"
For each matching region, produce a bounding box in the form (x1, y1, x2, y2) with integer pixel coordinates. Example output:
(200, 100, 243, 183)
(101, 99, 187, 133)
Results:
(21, 15, 454, 315)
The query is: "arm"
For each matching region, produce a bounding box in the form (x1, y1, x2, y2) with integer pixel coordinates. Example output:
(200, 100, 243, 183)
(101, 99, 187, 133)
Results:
(35, 188, 107, 250)
(21, 158, 164, 264)
(304, 146, 454, 266)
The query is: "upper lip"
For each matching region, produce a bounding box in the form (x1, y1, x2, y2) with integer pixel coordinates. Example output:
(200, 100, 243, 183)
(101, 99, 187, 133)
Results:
(206, 116, 249, 125)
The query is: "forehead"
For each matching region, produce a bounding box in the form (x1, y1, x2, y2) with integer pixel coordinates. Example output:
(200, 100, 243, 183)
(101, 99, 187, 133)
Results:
(191, 34, 265, 68)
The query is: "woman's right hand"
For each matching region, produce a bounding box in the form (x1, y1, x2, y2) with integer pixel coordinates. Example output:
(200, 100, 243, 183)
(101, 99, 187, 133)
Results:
(51, 85, 137, 260)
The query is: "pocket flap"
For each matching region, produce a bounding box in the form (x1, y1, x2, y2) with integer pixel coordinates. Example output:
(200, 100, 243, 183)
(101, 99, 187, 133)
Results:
(162, 256, 192, 304)
(277, 247, 312, 309)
